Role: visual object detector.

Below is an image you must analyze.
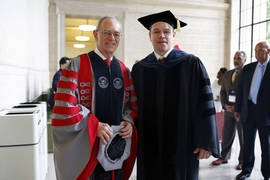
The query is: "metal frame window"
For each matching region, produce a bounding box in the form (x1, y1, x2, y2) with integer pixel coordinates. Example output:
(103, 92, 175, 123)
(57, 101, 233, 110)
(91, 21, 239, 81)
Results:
(239, 0, 270, 62)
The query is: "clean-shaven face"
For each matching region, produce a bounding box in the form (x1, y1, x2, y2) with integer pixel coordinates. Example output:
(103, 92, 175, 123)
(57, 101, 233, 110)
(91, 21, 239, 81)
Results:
(255, 42, 270, 64)
(93, 18, 122, 58)
(149, 21, 176, 56)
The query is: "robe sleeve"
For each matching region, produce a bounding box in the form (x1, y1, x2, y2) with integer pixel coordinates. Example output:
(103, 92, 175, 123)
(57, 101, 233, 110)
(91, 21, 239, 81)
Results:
(191, 56, 220, 158)
(51, 56, 99, 180)
(121, 67, 138, 123)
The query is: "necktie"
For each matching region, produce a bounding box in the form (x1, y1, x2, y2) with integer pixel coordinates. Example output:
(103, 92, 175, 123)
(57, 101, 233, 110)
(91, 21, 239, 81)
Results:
(104, 59, 111, 66)
(159, 57, 166, 64)
(231, 70, 238, 83)
(252, 65, 265, 104)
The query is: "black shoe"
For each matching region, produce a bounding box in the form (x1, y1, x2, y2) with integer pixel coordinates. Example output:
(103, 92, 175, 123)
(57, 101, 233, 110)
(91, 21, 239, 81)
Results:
(236, 171, 250, 180)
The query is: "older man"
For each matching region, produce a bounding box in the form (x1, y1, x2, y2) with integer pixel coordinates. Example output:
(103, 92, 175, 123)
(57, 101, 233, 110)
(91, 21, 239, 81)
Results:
(212, 51, 246, 170)
(235, 41, 270, 180)
(52, 16, 138, 180)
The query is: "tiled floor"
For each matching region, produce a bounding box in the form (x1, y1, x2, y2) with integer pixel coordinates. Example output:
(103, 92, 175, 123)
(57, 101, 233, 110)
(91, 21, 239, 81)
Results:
(46, 132, 263, 180)
(199, 134, 263, 180)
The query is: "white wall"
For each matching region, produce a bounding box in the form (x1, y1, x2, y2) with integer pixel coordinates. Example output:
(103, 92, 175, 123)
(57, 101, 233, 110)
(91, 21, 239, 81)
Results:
(0, 0, 49, 109)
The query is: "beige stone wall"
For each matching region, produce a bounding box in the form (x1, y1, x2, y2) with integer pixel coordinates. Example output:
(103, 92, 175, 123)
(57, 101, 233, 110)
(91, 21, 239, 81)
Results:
(0, 0, 235, 110)
(53, 0, 232, 81)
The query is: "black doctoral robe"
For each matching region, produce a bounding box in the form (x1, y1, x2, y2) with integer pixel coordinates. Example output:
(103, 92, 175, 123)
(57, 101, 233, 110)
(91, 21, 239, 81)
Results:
(131, 49, 220, 180)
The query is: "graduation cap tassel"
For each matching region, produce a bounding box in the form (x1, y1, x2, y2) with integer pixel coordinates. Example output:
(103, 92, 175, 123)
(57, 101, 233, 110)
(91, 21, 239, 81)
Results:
(176, 18, 181, 32)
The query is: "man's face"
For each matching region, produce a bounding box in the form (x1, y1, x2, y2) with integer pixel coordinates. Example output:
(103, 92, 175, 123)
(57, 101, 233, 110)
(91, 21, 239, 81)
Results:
(93, 18, 122, 58)
(149, 22, 176, 56)
(60, 60, 70, 69)
(233, 52, 246, 69)
(255, 43, 270, 64)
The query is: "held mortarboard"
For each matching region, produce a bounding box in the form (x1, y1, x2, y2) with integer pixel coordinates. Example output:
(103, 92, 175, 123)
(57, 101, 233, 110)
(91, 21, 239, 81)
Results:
(138, 10, 187, 31)
(97, 125, 131, 171)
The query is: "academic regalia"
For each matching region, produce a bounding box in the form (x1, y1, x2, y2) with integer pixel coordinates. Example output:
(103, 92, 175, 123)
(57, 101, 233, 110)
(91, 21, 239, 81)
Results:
(131, 49, 220, 180)
(52, 51, 138, 180)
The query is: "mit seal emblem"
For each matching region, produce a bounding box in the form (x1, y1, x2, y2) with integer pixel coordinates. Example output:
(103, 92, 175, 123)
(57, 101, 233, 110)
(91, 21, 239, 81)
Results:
(113, 78, 123, 89)
(98, 76, 109, 88)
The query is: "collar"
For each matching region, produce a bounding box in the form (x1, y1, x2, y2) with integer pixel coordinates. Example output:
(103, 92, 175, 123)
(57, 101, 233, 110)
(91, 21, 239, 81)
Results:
(257, 59, 269, 67)
(154, 48, 173, 61)
(234, 68, 241, 72)
(94, 48, 112, 60)
(139, 49, 189, 74)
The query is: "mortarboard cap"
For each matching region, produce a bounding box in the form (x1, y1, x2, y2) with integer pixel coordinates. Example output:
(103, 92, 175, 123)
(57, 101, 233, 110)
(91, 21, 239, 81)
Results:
(138, 10, 187, 31)
(97, 125, 131, 171)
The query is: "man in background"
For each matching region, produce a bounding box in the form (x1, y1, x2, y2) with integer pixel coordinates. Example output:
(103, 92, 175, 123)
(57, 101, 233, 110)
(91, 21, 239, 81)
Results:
(235, 41, 270, 180)
(48, 56, 70, 108)
(212, 51, 246, 170)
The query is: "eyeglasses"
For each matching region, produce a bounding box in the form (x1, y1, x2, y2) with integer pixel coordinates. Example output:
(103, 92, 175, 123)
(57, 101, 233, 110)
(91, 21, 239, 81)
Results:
(98, 30, 122, 39)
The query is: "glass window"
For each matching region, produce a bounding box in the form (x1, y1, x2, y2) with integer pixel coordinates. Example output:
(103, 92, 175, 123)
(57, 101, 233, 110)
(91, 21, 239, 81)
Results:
(239, 0, 270, 62)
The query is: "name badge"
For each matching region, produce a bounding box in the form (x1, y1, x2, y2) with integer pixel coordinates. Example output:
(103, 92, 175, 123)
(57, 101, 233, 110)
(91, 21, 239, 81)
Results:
(228, 90, 236, 104)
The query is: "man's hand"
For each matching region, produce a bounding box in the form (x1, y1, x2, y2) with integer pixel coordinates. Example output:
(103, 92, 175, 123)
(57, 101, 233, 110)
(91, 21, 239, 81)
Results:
(225, 104, 234, 113)
(97, 122, 113, 144)
(234, 112, 241, 122)
(119, 121, 133, 138)
(193, 148, 212, 160)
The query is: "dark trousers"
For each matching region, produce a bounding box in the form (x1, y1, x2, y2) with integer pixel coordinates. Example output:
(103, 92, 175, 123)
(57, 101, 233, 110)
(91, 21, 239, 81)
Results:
(242, 101, 270, 178)
(90, 163, 122, 180)
(221, 111, 243, 162)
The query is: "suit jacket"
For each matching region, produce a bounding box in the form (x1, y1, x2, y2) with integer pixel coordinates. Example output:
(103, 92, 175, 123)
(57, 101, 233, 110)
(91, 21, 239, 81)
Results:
(220, 69, 241, 108)
(235, 61, 270, 125)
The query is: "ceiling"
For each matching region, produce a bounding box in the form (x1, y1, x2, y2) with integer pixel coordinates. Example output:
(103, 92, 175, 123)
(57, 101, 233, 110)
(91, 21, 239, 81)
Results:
(65, 18, 98, 49)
